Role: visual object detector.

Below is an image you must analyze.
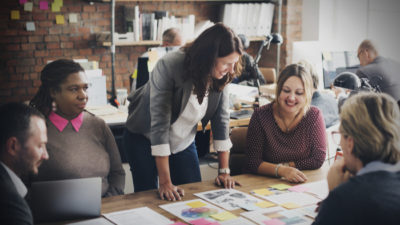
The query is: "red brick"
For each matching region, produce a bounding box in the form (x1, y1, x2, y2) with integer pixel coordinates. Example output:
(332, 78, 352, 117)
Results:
(33, 80, 42, 87)
(16, 66, 30, 73)
(96, 19, 110, 26)
(20, 59, 36, 66)
(97, 4, 110, 12)
(78, 27, 90, 34)
(17, 51, 33, 58)
(90, 13, 103, 20)
(28, 36, 43, 43)
(34, 66, 43, 72)
(12, 88, 27, 96)
(36, 58, 43, 64)
(67, 6, 82, 12)
(0, 89, 11, 96)
(6, 44, 20, 51)
(81, 13, 89, 20)
(33, 13, 47, 21)
(10, 74, 23, 81)
(4, 29, 18, 36)
(6, 60, 18, 66)
(83, 5, 96, 12)
(79, 49, 92, 55)
(34, 50, 49, 57)
(60, 42, 74, 49)
(49, 49, 63, 56)
(36, 43, 46, 50)
(49, 27, 62, 34)
(63, 49, 79, 56)
(28, 87, 38, 95)
(45, 35, 60, 42)
(38, 21, 53, 28)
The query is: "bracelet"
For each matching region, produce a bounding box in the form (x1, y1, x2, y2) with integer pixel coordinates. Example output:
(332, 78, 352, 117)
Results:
(275, 163, 282, 178)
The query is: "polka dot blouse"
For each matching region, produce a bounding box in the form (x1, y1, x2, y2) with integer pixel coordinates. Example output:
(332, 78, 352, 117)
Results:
(245, 103, 327, 173)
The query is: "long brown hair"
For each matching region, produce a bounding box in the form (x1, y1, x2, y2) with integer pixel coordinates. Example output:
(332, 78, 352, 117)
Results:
(182, 23, 243, 104)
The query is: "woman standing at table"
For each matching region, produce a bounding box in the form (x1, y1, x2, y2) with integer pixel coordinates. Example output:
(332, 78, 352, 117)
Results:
(245, 64, 326, 183)
(30, 59, 125, 197)
(124, 23, 242, 201)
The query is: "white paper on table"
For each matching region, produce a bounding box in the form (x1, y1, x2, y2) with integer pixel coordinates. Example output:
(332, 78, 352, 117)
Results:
(194, 189, 263, 211)
(293, 204, 319, 219)
(298, 179, 329, 200)
(262, 192, 321, 207)
(66, 217, 114, 225)
(103, 207, 172, 225)
(241, 206, 313, 225)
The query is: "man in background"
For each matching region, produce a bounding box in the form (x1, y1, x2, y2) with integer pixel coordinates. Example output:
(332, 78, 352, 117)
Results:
(162, 27, 183, 47)
(356, 39, 400, 102)
(0, 103, 48, 225)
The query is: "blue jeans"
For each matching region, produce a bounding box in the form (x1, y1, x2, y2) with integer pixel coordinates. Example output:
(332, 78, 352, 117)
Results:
(123, 129, 202, 192)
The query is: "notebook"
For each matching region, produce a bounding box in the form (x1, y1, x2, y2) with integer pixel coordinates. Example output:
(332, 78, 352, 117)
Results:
(30, 177, 102, 223)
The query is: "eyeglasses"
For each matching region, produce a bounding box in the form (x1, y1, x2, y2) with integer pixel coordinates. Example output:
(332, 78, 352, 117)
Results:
(331, 131, 342, 146)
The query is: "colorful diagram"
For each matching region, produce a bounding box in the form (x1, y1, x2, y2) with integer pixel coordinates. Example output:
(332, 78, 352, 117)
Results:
(181, 207, 218, 218)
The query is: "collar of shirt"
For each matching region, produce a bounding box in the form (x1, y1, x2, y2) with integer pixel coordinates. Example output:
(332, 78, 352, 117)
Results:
(357, 160, 400, 176)
(0, 162, 27, 197)
(49, 111, 84, 132)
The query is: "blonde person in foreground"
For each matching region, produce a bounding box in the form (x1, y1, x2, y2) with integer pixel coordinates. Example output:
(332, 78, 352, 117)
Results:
(313, 92, 400, 225)
(245, 64, 327, 183)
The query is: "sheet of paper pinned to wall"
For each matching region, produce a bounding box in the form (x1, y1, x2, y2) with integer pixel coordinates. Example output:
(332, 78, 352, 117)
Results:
(26, 22, 35, 31)
(85, 69, 107, 107)
(52, 3, 61, 12)
(54, 0, 63, 7)
(56, 15, 64, 25)
(69, 13, 78, 23)
(11, 10, 20, 20)
(24, 2, 33, 12)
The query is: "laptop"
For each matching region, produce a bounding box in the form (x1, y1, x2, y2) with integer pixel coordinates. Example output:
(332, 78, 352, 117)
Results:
(30, 177, 102, 223)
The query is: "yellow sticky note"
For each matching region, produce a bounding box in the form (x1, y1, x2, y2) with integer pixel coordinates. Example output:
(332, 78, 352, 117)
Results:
(255, 201, 276, 208)
(253, 188, 274, 196)
(210, 211, 237, 221)
(56, 15, 64, 24)
(148, 50, 159, 63)
(270, 183, 292, 190)
(52, 3, 61, 12)
(186, 201, 207, 208)
(322, 51, 332, 61)
(54, 0, 63, 7)
(281, 202, 300, 209)
(11, 10, 20, 20)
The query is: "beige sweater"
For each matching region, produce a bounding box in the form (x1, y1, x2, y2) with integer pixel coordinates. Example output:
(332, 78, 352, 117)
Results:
(35, 111, 125, 197)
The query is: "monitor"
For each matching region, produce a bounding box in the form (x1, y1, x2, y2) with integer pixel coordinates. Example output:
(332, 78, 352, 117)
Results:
(322, 51, 360, 89)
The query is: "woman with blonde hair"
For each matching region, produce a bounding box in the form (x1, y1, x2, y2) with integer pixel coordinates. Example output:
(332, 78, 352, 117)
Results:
(313, 92, 400, 225)
(245, 64, 326, 183)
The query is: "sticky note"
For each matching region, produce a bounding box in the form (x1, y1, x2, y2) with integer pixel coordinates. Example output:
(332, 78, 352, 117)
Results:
(189, 218, 213, 225)
(19, 0, 28, 4)
(253, 188, 274, 196)
(24, 2, 33, 11)
(11, 10, 20, 20)
(186, 200, 207, 208)
(288, 185, 310, 193)
(210, 211, 237, 221)
(54, 0, 63, 7)
(322, 51, 332, 61)
(69, 13, 78, 23)
(255, 201, 276, 208)
(269, 183, 292, 190)
(56, 15, 64, 24)
(26, 22, 35, 31)
(262, 218, 285, 225)
(281, 202, 300, 209)
(51, 3, 61, 12)
(40, 1, 48, 10)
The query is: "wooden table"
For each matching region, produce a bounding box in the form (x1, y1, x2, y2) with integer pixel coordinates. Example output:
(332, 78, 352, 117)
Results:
(101, 163, 329, 220)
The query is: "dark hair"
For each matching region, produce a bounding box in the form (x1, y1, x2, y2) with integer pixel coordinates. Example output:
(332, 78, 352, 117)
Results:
(182, 23, 243, 104)
(162, 28, 180, 44)
(0, 102, 44, 152)
(30, 59, 84, 116)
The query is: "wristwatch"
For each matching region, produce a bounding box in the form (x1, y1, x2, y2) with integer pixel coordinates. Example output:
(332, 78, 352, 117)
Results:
(218, 168, 231, 175)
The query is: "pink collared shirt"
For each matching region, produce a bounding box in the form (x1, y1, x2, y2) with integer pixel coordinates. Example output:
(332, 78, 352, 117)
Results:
(48, 111, 84, 132)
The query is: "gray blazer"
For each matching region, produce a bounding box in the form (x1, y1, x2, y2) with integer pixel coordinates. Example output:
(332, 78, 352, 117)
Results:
(126, 50, 230, 148)
(356, 56, 400, 102)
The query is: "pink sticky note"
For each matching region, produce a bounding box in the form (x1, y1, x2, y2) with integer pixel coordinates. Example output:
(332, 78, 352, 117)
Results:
(263, 219, 285, 225)
(288, 185, 310, 193)
(169, 222, 186, 225)
(189, 218, 213, 225)
(19, 0, 28, 4)
(40, 1, 48, 10)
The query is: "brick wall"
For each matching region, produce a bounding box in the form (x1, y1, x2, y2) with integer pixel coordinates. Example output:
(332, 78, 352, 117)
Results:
(0, 0, 300, 103)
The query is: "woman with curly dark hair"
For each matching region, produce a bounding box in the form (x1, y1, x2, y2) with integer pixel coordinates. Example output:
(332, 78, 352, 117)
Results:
(124, 23, 243, 201)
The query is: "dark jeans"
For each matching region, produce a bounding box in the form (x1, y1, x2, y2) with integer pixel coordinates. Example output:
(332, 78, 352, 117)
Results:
(123, 129, 201, 192)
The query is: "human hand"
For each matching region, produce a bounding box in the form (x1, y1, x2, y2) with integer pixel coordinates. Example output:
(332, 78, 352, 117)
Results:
(158, 182, 184, 201)
(327, 158, 352, 191)
(279, 166, 308, 183)
(215, 174, 241, 189)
